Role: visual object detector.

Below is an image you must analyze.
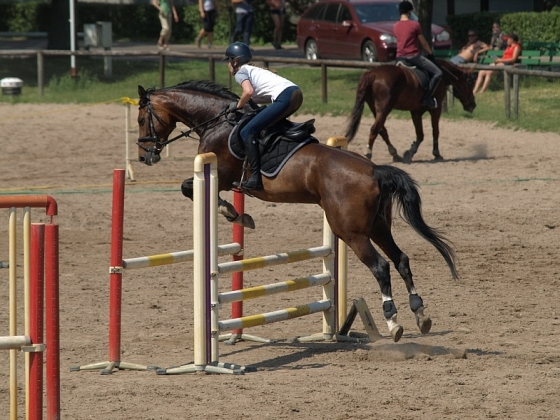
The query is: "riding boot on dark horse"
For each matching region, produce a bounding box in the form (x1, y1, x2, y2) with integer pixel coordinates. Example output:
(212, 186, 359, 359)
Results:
(345, 4, 476, 164)
(136, 79, 459, 342)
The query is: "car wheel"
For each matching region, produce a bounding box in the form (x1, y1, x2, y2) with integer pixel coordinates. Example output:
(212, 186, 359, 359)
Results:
(362, 41, 378, 62)
(305, 39, 319, 60)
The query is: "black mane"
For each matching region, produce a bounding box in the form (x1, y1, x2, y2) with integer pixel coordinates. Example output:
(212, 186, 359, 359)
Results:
(149, 80, 239, 101)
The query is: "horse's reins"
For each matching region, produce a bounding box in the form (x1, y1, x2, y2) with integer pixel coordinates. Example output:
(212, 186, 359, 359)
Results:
(137, 93, 231, 154)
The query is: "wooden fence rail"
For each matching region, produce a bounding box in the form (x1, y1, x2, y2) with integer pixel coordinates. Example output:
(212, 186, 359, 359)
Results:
(1, 49, 559, 119)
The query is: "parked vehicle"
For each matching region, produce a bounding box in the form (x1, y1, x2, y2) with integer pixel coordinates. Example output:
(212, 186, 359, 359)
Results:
(296, 0, 451, 62)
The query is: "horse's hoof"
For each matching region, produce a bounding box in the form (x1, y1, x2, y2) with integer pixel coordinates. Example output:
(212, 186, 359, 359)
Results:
(238, 214, 255, 229)
(392, 154, 403, 163)
(402, 151, 413, 164)
(414, 307, 432, 334)
(433, 154, 444, 161)
(364, 152, 372, 160)
(390, 325, 404, 342)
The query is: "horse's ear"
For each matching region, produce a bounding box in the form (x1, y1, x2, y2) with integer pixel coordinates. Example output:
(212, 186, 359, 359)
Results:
(138, 85, 147, 100)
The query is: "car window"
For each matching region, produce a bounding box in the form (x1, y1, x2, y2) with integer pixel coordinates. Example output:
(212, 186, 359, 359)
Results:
(303, 3, 326, 20)
(353, 3, 418, 23)
(323, 3, 340, 23)
(338, 5, 352, 23)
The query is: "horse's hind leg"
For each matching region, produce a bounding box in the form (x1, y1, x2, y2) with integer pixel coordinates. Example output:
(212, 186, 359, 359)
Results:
(370, 215, 432, 335)
(343, 235, 404, 342)
(429, 108, 444, 161)
(403, 111, 425, 164)
(379, 127, 402, 162)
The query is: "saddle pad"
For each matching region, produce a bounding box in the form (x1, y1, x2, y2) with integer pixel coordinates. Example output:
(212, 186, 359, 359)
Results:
(228, 132, 318, 178)
(396, 61, 429, 91)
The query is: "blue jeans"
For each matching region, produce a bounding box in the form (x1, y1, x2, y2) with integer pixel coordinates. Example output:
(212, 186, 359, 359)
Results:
(240, 86, 302, 141)
(233, 12, 253, 45)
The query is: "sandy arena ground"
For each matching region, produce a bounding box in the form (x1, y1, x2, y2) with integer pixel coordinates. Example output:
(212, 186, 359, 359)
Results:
(1, 102, 559, 419)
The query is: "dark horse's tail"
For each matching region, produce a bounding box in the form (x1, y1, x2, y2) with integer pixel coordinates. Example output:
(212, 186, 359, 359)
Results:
(374, 165, 459, 280)
(345, 71, 372, 142)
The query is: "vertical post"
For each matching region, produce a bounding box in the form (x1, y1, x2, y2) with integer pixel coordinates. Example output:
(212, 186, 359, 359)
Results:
(512, 73, 519, 119)
(23, 208, 31, 418)
(159, 54, 166, 88)
(208, 162, 219, 364)
(29, 224, 45, 420)
(231, 191, 244, 337)
(124, 103, 135, 181)
(504, 70, 511, 119)
(37, 52, 44, 96)
(108, 169, 125, 364)
(322, 216, 336, 339)
(45, 223, 60, 420)
(8, 208, 18, 420)
(193, 156, 209, 370)
(321, 64, 328, 103)
(209, 57, 215, 81)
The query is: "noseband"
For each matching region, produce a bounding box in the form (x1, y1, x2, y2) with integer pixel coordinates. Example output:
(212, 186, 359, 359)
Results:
(137, 92, 232, 161)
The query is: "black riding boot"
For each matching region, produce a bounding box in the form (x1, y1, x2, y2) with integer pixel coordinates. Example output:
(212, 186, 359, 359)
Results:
(241, 137, 263, 191)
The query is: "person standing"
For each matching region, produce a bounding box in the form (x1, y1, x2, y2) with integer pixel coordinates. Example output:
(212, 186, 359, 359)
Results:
(267, 0, 286, 50)
(231, 0, 254, 46)
(393, 1, 442, 108)
(152, 0, 179, 50)
(224, 42, 303, 191)
(196, 0, 217, 49)
(489, 21, 507, 50)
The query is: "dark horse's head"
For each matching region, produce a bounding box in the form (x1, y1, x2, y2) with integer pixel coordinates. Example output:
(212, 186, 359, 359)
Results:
(136, 81, 239, 166)
(440, 60, 476, 113)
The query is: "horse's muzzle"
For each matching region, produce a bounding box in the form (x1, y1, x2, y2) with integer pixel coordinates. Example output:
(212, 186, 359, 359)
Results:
(139, 152, 161, 166)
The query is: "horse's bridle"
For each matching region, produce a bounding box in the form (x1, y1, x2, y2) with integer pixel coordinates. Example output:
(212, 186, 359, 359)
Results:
(137, 92, 232, 164)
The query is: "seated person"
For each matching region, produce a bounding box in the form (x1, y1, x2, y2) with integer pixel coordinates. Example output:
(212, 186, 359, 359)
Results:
(450, 30, 490, 65)
(473, 33, 522, 94)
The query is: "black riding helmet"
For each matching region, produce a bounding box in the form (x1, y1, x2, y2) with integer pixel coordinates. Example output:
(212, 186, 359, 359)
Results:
(224, 42, 252, 65)
(398, 1, 413, 14)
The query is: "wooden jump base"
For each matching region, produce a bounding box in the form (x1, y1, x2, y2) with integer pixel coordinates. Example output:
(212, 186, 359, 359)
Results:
(157, 145, 356, 375)
(0, 197, 61, 420)
(71, 169, 243, 375)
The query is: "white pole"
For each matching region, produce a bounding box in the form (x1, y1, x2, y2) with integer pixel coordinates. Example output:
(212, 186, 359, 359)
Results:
(69, 0, 76, 76)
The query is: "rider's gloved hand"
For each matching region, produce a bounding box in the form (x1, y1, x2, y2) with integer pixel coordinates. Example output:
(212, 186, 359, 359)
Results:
(228, 101, 239, 112)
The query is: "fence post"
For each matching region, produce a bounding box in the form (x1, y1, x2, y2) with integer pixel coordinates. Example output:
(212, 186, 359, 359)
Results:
(504, 70, 511, 119)
(37, 51, 44, 96)
(321, 64, 327, 103)
(159, 54, 166, 88)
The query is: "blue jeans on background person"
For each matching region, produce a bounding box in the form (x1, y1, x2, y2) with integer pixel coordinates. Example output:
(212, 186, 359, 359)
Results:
(233, 12, 254, 45)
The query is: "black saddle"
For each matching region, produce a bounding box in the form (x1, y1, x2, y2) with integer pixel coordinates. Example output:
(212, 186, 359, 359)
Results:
(396, 59, 430, 91)
(228, 107, 318, 177)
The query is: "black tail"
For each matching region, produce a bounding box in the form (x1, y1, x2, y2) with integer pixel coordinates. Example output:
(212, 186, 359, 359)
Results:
(374, 165, 459, 280)
(345, 72, 372, 142)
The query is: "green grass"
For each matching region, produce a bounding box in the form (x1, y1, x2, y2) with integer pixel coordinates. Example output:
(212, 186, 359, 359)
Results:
(2, 56, 560, 134)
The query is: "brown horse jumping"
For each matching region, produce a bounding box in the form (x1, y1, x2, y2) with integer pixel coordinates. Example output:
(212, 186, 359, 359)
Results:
(136, 80, 458, 342)
(345, 59, 476, 163)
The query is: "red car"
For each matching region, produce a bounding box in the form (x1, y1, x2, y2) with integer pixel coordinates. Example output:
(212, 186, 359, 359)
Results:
(296, 0, 451, 62)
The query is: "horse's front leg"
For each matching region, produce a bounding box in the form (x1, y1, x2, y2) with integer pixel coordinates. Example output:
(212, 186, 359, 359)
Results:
(378, 126, 402, 162)
(181, 178, 255, 229)
(430, 108, 443, 161)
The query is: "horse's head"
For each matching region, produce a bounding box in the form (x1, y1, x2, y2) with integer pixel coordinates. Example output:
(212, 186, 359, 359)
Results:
(137, 85, 178, 166)
(442, 61, 477, 113)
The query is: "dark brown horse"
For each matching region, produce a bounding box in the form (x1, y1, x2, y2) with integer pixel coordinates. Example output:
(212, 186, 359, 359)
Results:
(136, 80, 458, 342)
(345, 59, 476, 163)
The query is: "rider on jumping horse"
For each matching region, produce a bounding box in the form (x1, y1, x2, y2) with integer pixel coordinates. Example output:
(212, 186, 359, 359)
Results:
(224, 41, 303, 191)
(393, 1, 441, 109)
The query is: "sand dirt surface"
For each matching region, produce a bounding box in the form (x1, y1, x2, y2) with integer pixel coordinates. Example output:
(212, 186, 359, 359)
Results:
(1, 102, 560, 419)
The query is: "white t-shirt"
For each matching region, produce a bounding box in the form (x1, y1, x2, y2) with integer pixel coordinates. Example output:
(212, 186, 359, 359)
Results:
(203, 0, 215, 11)
(234, 65, 296, 103)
